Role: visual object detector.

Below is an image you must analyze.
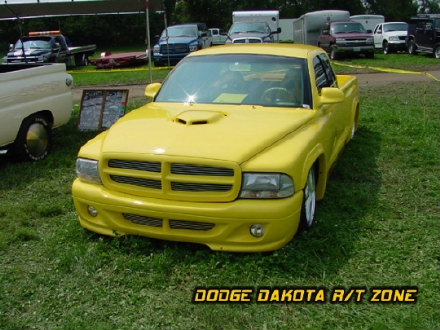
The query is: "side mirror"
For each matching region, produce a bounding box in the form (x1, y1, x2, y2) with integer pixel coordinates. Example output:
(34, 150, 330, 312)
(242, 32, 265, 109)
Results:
(145, 82, 162, 99)
(367, 29, 372, 34)
(9, 43, 14, 51)
(319, 87, 345, 104)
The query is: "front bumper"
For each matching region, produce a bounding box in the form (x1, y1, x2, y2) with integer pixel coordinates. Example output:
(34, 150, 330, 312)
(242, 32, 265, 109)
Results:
(335, 45, 374, 53)
(72, 179, 303, 252)
(153, 53, 188, 64)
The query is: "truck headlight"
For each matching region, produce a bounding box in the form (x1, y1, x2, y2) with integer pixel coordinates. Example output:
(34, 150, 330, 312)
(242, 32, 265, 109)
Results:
(76, 158, 102, 184)
(153, 44, 160, 53)
(366, 37, 374, 44)
(189, 43, 200, 52)
(240, 173, 294, 199)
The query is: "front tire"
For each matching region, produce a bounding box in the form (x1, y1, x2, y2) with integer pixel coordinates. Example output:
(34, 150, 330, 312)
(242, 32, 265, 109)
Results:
(330, 45, 338, 60)
(434, 45, 440, 59)
(383, 41, 390, 55)
(299, 167, 317, 231)
(12, 115, 52, 161)
(408, 39, 417, 55)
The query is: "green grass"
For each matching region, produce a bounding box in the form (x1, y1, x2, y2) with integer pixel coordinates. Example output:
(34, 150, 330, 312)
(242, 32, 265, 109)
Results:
(1, 79, 439, 328)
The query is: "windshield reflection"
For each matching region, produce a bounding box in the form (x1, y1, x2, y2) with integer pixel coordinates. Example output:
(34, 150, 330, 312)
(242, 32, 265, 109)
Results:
(156, 54, 312, 108)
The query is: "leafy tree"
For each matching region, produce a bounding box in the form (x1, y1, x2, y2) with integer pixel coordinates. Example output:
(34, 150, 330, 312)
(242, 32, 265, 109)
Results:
(363, 0, 418, 21)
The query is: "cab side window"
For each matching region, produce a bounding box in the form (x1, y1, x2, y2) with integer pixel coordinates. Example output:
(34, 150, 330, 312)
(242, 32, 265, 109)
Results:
(313, 54, 337, 92)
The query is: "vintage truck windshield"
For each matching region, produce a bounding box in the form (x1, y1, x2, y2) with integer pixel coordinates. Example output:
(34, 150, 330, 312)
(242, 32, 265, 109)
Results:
(156, 54, 312, 108)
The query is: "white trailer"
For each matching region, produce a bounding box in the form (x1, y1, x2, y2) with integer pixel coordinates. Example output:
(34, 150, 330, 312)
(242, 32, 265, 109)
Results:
(279, 18, 296, 42)
(293, 10, 350, 45)
(350, 14, 385, 32)
(232, 10, 280, 42)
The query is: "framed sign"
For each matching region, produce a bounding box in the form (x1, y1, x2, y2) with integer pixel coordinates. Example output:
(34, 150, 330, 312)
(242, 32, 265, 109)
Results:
(78, 89, 129, 131)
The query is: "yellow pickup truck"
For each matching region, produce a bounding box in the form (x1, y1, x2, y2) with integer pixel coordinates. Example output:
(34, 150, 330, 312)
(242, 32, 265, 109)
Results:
(72, 44, 360, 252)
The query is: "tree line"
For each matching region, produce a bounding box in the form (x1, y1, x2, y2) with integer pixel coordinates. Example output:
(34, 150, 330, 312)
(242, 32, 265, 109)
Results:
(1, 0, 439, 51)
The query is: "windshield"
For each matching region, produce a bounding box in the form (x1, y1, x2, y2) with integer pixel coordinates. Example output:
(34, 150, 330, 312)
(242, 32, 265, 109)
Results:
(229, 22, 270, 34)
(161, 26, 198, 38)
(331, 22, 366, 34)
(14, 38, 51, 50)
(156, 54, 312, 108)
(383, 23, 408, 32)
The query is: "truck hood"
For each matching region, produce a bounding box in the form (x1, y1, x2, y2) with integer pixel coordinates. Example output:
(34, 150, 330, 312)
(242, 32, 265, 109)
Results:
(100, 103, 314, 164)
(159, 36, 198, 45)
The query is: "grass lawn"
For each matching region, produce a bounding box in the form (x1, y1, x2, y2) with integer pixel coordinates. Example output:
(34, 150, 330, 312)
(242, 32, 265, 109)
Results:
(0, 64, 439, 328)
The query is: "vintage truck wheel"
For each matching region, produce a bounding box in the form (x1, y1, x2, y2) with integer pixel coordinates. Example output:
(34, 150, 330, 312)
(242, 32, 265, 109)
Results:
(299, 167, 317, 231)
(330, 45, 338, 60)
(13, 115, 52, 161)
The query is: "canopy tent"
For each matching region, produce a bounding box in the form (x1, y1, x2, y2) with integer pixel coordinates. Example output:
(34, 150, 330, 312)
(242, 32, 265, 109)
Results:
(0, 0, 162, 20)
(0, 0, 164, 81)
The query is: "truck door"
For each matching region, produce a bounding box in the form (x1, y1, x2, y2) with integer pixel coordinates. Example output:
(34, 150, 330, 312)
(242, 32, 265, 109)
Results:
(373, 24, 383, 48)
(313, 54, 348, 155)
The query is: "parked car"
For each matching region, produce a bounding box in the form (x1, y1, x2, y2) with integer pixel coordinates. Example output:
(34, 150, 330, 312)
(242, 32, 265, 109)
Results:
(226, 10, 281, 44)
(72, 44, 360, 252)
(4, 30, 96, 66)
(209, 28, 228, 45)
(0, 63, 73, 160)
(407, 14, 440, 58)
(317, 21, 375, 59)
(373, 22, 408, 54)
(153, 23, 212, 66)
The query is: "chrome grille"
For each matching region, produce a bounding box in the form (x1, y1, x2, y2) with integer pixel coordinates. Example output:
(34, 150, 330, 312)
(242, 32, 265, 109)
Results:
(171, 182, 232, 192)
(171, 163, 234, 176)
(123, 213, 163, 227)
(105, 158, 238, 201)
(169, 220, 215, 231)
(109, 159, 161, 172)
(111, 175, 162, 189)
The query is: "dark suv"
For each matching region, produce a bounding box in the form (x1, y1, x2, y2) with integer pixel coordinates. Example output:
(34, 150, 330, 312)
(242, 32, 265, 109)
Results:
(407, 14, 440, 58)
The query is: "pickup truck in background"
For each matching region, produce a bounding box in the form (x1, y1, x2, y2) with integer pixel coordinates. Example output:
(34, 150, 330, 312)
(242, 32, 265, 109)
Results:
(407, 14, 440, 58)
(4, 30, 96, 66)
(72, 44, 360, 252)
(226, 10, 281, 44)
(373, 22, 408, 54)
(0, 63, 73, 161)
(317, 21, 375, 59)
(153, 23, 212, 66)
(209, 28, 228, 45)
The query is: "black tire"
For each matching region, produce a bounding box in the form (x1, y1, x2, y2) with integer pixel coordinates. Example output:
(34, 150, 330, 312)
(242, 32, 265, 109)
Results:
(408, 39, 417, 55)
(330, 45, 338, 60)
(383, 41, 390, 55)
(12, 115, 52, 161)
(434, 45, 440, 59)
(299, 166, 317, 231)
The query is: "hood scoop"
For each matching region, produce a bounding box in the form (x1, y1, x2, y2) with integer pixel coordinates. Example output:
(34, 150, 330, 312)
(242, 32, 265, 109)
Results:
(173, 110, 226, 126)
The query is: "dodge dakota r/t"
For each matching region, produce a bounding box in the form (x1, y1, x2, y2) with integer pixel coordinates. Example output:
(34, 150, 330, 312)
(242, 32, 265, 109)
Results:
(72, 44, 360, 252)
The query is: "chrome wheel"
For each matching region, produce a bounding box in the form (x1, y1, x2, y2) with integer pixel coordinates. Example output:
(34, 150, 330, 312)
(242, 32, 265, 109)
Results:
(25, 121, 49, 159)
(300, 167, 317, 230)
(13, 115, 51, 161)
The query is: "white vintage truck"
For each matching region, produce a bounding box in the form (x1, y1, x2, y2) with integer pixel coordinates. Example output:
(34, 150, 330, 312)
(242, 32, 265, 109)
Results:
(0, 63, 73, 160)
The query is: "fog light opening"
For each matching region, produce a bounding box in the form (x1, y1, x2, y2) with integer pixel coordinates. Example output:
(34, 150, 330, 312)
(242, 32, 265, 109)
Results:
(87, 205, 99, 217)
(250, 224, 265, 238)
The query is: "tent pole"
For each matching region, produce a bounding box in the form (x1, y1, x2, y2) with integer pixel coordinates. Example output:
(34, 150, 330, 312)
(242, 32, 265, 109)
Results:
(146, 0, 152, 83)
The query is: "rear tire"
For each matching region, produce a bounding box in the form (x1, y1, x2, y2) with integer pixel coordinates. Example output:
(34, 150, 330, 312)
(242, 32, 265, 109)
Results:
(383, 41, 390, 55)
(12, 115, 52, 161)
(434, 45, 440, 59)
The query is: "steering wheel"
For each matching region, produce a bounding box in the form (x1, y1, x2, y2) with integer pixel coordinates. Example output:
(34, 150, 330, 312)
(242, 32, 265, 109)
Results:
(261, 87, 292, 104)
